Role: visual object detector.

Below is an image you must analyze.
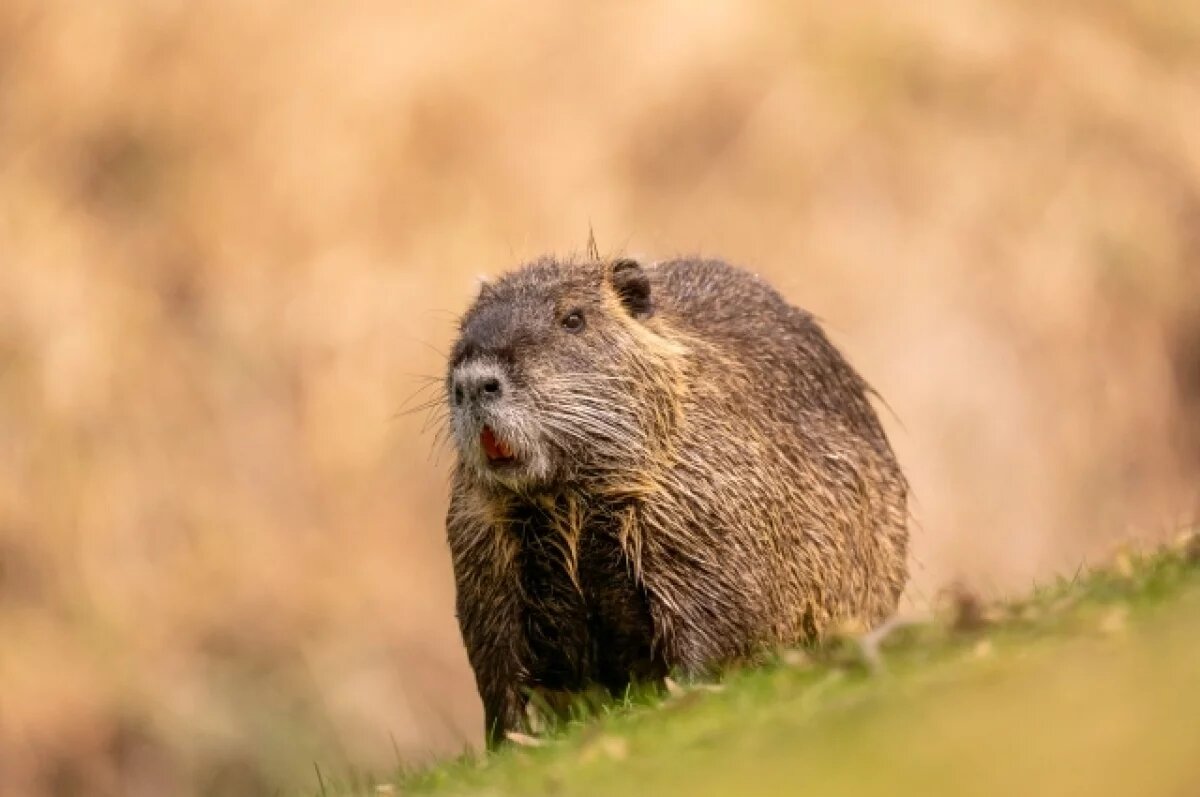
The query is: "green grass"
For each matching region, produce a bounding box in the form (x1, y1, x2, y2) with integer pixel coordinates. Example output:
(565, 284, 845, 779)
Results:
(330, 537, 1200, 797)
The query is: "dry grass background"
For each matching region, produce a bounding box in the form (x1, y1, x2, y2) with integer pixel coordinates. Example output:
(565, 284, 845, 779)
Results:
(0, 1, 1197, 794)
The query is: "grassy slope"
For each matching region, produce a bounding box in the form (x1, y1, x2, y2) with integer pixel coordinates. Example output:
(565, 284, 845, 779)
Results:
(338, 540, 1200, 797)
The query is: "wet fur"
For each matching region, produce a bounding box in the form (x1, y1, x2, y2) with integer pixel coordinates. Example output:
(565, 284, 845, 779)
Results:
(444, 257, 908, 746)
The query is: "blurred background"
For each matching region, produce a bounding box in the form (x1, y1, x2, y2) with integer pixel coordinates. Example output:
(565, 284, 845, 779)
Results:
(1, 1, 1197, 794)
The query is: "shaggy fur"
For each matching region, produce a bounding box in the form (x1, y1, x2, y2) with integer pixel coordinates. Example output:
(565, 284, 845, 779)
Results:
(443, 256, 908, 746)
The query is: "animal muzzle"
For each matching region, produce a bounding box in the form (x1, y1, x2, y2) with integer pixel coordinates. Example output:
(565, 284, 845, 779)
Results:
(451, 360, 508, 408)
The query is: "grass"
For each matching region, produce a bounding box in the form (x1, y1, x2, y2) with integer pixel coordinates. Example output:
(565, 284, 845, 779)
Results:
(327, 535, 1200, 797)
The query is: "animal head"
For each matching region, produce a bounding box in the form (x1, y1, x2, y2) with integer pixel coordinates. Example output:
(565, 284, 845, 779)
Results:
(446, 256, 680, 494)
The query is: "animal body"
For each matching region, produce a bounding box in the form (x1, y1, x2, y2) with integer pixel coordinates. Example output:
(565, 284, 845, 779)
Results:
(443, 256, 907, 745)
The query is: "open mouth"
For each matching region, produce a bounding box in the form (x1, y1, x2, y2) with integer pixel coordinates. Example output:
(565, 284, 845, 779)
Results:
(480, 426, 517, 466)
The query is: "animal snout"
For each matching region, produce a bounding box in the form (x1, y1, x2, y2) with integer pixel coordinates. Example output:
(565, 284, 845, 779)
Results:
(452, 363, 507, 407)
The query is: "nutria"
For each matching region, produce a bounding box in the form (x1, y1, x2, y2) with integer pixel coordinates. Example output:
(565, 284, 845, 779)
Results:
(444, 256, 907, 746)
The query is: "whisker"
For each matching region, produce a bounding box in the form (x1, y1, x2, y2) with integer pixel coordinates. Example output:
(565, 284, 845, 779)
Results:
(396, 397, 447, 419)
(421, 408, 451, 435)
(397, 379, 447, 415)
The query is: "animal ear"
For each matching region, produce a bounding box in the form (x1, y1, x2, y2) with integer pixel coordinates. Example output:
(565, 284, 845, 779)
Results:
(609, 257, 653, 319)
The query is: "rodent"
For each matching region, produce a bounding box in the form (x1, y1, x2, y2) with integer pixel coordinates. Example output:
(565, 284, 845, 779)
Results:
(443, 255, 908, 746)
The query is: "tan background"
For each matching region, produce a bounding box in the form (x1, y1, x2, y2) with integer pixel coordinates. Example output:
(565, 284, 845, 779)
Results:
(1, 1, 1197, 794)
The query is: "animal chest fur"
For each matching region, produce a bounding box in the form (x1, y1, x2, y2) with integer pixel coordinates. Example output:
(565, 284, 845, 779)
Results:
(508, 500, 662, 694)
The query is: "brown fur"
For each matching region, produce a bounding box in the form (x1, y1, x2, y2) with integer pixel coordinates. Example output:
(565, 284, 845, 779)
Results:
(443, 256, 907, 746)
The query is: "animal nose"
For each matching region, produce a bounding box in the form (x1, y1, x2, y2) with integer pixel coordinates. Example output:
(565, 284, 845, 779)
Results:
(452, 365, 506, 406)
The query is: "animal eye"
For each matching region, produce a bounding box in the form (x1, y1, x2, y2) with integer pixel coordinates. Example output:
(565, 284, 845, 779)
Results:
(561, 310, 585, 332)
